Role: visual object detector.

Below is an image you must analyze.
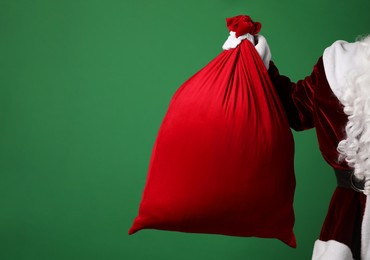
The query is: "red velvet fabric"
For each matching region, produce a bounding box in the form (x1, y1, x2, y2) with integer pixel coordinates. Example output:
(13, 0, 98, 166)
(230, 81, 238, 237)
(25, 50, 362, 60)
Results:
(129, 28, 296, 247)
(320, 188, 366, 258)
(268, 58, 349, 169)
(268, 58, 367, 256)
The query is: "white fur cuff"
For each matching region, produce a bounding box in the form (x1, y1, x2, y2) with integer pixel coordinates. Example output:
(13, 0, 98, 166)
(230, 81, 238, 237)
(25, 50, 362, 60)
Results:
(311, 240, 353, 260)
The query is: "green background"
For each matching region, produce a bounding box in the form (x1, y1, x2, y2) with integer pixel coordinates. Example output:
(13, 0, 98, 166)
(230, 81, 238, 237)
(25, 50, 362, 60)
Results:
(1, 0, 369, 259)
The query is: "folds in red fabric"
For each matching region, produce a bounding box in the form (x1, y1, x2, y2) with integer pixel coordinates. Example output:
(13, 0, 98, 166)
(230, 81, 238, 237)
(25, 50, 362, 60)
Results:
(129, 16, 296, 248)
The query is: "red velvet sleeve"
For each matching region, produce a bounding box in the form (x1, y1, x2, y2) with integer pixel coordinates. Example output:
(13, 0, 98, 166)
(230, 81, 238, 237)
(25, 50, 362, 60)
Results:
(268, 58, 323, 131)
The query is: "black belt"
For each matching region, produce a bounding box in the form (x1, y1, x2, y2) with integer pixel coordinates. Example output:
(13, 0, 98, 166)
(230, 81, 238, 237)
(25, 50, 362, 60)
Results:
(334, 169, 365, 192)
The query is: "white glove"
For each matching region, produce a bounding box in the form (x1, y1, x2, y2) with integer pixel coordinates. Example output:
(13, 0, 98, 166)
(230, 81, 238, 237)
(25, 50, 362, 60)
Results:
(222, 32, 271, 69)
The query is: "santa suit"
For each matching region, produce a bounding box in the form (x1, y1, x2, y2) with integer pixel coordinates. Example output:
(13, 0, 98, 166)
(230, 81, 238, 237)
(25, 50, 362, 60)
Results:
(267, 39, 370, 259)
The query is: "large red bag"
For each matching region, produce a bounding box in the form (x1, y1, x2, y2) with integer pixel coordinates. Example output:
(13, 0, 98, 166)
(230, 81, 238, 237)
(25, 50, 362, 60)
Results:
(129, 15, 296, 247)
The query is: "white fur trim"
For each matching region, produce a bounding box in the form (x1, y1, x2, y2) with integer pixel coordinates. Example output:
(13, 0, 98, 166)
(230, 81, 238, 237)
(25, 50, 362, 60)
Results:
(222, 32, 271, 69)
(311, 240, 353, 260)
(323, 40, 366, 100)
(362, 195, 370, 260)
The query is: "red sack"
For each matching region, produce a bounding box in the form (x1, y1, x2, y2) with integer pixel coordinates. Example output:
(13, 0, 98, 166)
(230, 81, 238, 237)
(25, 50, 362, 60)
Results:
(129, 15, 296, 248)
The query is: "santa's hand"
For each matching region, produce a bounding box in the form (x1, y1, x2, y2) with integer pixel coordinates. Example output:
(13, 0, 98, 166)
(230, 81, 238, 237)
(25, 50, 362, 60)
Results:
(222, 33, 272, 69)
(222, 31, 255, 50)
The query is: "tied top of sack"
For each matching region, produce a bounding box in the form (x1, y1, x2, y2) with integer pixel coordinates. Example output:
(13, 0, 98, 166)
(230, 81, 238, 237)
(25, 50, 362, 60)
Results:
(226, 15, 261, 37)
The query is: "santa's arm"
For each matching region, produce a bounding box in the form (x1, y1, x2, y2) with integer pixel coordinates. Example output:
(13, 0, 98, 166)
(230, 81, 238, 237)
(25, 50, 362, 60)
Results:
(268, 60, 321, 131)
(223, 31, 318, 131)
